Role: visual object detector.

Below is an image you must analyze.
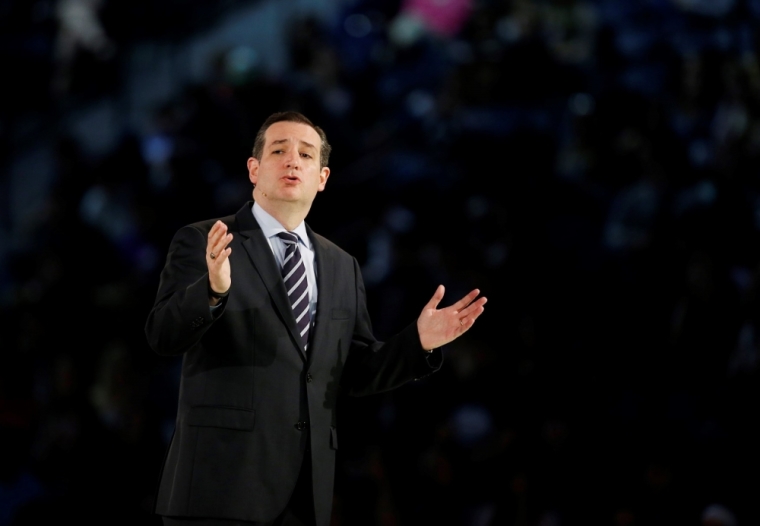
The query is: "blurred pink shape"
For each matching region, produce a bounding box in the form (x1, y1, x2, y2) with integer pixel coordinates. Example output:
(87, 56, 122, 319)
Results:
(402, 0, 473, 37)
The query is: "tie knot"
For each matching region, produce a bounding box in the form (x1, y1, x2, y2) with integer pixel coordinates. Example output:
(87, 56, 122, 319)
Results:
(277, 231, 299, 245)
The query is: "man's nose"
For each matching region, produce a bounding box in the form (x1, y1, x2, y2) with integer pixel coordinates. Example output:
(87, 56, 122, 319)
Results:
(284, 151, 301, 169)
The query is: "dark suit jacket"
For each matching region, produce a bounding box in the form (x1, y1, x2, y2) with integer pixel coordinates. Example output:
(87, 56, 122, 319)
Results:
(145, 201, 442, 526)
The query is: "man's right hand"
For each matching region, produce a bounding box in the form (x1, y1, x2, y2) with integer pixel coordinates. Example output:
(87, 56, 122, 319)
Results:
(207, 220, 233, 304)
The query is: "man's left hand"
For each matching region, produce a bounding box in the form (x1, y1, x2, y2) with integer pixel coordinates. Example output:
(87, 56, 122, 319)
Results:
(417, 285, 487, 351)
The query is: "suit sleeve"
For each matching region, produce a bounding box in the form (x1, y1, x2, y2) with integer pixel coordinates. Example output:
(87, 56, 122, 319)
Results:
(145, 224, 226, 356)
(341, 257, 443, 396)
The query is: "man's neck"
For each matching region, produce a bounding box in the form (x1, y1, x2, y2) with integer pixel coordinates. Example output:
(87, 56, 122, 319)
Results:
(253, 190, 309, 231)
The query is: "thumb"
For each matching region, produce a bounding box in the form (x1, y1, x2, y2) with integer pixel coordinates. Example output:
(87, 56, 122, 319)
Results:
(423, 285, 445, 311)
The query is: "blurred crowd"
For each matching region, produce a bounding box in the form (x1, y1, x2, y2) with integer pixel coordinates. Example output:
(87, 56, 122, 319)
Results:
(2, 0, 760, 525)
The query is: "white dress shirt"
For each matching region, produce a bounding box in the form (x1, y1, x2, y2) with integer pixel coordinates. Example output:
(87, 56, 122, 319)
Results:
(252, 202, 318, 322)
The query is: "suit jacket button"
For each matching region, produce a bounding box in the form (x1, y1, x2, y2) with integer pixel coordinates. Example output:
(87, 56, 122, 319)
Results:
(295, 421, 307, 431)
(306, 373, 313, 383)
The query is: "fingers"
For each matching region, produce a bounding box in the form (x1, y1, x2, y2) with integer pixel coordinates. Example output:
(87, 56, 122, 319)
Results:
(211, 246, 232, 264)
(423, 285, 445, 311)
(458, 295, 487, 317)
(450, 289, 482, 312)
(208, 221, 233, 262)
(207, 221, 232, 295)
(208, 221, 230, 250)
(458, 296, 487, 329)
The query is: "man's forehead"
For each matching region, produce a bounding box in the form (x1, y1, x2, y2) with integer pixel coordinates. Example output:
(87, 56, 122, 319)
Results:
(264, 121, 321, 148)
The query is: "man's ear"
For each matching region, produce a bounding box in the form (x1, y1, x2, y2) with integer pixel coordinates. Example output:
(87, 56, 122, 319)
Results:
(247, 157, 259, 185)
(318, 167, 330, 192)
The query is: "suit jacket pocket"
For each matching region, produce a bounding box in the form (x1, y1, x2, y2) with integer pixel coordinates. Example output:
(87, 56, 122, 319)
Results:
(186, 406, 255, 430)
(331, 309, 350, 320)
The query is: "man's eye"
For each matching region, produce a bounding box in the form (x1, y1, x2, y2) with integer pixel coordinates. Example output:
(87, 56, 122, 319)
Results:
(300, 153, 311, 158)
(272, 149, 283, 154)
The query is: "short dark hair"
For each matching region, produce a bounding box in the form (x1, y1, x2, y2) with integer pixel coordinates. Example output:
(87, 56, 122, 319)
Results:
(251, 111, 331, 168)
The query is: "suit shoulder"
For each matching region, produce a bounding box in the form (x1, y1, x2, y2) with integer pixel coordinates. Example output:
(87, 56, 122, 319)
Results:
(180, 213, 239, 236)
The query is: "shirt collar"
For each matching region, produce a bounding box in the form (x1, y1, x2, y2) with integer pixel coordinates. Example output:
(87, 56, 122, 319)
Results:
(252, 202, 311, 248)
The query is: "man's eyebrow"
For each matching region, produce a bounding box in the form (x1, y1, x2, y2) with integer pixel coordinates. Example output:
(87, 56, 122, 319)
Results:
(269, 138, 316, 150)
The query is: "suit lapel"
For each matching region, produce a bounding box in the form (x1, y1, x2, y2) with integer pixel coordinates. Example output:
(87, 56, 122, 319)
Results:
(236, 203, 307, 361)
(307, 224, 335, 368)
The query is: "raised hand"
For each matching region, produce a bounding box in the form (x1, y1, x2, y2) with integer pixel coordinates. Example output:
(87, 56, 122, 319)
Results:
(207, 220, 233, 300)
(416, 285, 487, 351)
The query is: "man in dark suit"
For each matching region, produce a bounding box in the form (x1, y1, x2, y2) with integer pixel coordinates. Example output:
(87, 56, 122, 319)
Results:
(145, 111, 487, 526)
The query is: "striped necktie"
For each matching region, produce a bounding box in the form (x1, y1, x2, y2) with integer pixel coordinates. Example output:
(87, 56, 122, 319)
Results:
(277, 232, 311, 350)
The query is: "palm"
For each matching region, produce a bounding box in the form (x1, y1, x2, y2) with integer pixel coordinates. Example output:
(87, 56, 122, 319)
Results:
(417, 285, 487, 351)
(207, 220, 233, 294)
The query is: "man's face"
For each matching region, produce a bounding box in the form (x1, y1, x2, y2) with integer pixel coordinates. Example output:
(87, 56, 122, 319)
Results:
(248, 121, 330, 209)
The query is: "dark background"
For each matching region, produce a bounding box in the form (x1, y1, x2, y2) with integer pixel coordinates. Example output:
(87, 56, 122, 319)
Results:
(1, 0, 759, 525)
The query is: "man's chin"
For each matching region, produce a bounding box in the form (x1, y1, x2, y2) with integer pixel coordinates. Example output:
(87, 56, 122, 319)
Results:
(267, 193, 317, 207)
